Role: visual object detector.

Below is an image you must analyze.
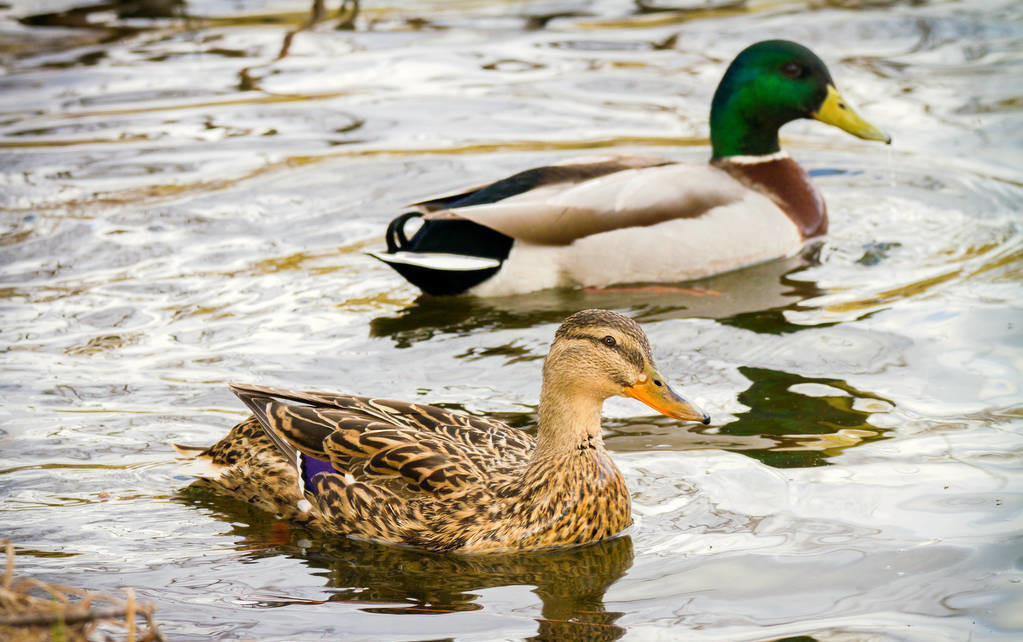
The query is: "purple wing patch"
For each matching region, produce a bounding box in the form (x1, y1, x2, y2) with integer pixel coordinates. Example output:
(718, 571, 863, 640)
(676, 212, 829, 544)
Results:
(299, 453, 336, 496)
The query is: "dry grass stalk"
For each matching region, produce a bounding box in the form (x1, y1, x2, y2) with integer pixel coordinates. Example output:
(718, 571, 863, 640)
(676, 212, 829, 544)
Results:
(0, 540, 166, 642)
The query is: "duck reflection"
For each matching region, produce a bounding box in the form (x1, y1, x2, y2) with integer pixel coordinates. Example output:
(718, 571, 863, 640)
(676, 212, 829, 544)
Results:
(176, 486, 632, 641)
(371, 252, 824, 347)
(315, 537, 632, 642)
(603, 366, 894, 468)
(20, 0, 185, 27)
(714, 366, 895, 468)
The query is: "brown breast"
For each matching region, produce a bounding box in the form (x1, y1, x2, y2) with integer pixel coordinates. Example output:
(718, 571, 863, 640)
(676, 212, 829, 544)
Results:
(712, 155, 828, 239)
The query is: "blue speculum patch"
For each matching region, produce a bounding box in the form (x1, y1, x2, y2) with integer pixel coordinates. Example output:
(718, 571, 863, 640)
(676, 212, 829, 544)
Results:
(300, 454, 336, 495)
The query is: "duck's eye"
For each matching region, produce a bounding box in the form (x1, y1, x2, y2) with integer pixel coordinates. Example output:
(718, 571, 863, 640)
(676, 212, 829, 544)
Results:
(781, 62, 802, 78)
(602, 335, 617, 347)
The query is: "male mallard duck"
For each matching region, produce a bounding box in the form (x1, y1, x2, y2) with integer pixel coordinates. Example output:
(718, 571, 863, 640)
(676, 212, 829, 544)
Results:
(176, 309, 708, 552)
(369, 40, 890, 296)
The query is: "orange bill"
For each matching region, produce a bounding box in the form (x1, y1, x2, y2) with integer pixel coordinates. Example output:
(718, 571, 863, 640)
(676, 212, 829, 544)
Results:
(623, 369, 709, 425)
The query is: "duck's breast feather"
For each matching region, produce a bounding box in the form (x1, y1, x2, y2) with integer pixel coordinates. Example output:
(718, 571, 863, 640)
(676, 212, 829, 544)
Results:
(424, 164, 748, 245)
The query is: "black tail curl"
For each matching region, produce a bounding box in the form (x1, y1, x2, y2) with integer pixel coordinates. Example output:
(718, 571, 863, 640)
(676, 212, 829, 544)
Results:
(385, 212, 422, 253)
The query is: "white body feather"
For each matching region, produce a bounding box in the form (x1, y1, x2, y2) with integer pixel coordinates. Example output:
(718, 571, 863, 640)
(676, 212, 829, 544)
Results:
(468, 192, 801, 296)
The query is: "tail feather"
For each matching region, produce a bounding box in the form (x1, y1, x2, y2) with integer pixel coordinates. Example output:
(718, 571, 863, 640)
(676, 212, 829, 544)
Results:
(367, 251, 501, 296)
(173, 448, 226, 481)
(172, 443, 207, 458)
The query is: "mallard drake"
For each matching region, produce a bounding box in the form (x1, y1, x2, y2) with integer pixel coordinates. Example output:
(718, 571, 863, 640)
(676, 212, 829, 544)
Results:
(176, 309, 708, 552)
(369, 40, 890, 296)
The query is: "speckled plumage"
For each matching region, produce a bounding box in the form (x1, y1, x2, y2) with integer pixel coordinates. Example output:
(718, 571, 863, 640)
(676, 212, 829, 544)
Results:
(177, 309, 708, 552)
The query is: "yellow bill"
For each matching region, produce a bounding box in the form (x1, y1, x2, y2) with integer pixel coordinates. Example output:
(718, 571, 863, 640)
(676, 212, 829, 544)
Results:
(623, 368, 709, 425)
(813, 84, 891, 144)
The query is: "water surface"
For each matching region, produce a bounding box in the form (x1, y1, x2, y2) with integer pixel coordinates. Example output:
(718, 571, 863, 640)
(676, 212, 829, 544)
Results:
(1, 0, 1021, 640)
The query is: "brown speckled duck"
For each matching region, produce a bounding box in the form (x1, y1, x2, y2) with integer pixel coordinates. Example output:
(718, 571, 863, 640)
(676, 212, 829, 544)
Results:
(176, 309, 708, 553)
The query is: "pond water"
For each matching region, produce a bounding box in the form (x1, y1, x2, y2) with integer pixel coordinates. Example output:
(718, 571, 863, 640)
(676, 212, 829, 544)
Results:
(1, 0, 1021, 640)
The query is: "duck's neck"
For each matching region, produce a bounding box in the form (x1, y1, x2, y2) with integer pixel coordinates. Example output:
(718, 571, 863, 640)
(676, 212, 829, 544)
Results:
(533, 383, 606, 459)
(710, 85, 788, 160)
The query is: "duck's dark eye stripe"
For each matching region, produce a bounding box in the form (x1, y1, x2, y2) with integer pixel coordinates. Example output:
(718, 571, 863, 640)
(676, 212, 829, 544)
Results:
(563, 333, 646, 370)
(621, 347, 645, 371)
(565, 334, 603, 346)
(572, 335, 616, 351)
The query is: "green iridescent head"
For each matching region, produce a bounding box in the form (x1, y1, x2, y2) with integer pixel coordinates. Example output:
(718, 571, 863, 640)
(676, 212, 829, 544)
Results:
(709, 40, 890, 159)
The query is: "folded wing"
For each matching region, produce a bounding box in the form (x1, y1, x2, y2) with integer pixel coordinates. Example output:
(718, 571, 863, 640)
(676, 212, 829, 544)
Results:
(229, 383, 533, 499)
(422, 162, 747, 245)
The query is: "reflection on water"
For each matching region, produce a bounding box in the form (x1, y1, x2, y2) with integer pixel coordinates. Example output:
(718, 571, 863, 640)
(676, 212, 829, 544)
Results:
(178, 484, 631, 641)
(1, 0, 1021, 640)
(714, 366, 891, 468)
(602, 366, 892, 468)
(370, 253, 823, 347)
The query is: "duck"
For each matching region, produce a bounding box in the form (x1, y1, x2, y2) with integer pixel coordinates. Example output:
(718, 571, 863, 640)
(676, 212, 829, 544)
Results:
(368, 40, 890, 296)
(176, 309, 709, 553)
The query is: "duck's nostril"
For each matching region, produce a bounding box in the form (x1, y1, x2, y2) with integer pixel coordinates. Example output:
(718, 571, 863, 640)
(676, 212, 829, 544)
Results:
(653, 380, 662, 387)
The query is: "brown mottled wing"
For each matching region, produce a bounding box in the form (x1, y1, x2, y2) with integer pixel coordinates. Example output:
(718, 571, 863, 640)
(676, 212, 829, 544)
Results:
(230, 383, 532, 462)
(361, 398, 534, 467)
(229, 383, 532, 498)
(361, 437, 481, 496)
(230, 386, 334, 465)
(424, 162, 748, 245)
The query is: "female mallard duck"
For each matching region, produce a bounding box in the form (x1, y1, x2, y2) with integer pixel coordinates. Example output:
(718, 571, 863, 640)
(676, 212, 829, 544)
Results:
(177, 309, 708, 552)
(369, 40, 890, 296)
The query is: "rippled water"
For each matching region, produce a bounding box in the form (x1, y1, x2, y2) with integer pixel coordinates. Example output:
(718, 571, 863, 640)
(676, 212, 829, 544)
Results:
(1, 0, 1021, 640)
